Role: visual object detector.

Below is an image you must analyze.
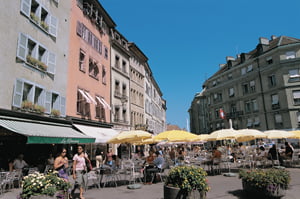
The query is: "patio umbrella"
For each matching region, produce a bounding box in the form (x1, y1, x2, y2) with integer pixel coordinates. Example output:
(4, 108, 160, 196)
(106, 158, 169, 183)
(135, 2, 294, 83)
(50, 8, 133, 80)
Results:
(235, 129, 266, 142)
(191, 134, 209, 142)
(289, 130, 300, 139)
(153, 130, 198, 142)
(264, 130, 295, 139)
(206, 128, 238, 141)
(131, 137, 158, 145)
(107, 130, 152, 144)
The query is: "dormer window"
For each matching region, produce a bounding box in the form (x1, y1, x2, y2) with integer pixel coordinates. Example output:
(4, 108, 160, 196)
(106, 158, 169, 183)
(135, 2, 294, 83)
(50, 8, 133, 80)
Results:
(286, 51, 296, 59)
(247, 65, 253, 72)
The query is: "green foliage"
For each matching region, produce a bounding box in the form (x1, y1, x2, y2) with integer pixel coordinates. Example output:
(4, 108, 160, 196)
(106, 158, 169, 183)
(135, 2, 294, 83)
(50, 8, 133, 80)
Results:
(20, 171, 71, 199)
(30, 12, 40, 24)
(21, 100, 33, 110)
(51, 109, 61, 117)
(33, 104, 45, 113)
(239, 168, 290, 190)
(165, 166, 210, 193)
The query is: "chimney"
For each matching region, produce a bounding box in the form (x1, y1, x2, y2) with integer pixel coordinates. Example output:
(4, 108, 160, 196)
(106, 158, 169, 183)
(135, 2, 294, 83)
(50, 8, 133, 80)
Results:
(241, 53, 251, 63)
(226, 56, 235, 62)
(271, 35, 277, 40)
(259, 37, 269, 45)
(219, 64, 226, 68)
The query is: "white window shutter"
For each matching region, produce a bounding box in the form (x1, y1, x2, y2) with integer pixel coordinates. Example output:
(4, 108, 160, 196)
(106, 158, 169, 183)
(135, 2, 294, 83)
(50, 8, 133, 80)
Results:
(21, 0, 31, 17)
(37, 89, 45, 106)
(53, 95, 60, 110)
(49, 15, 58, 37)
(47, 51, 56, 74)
(17, 33, 28, 61)
(60, 96, 66, 116)
(45, 91, 52, 114)
(13, 79, 24, 108)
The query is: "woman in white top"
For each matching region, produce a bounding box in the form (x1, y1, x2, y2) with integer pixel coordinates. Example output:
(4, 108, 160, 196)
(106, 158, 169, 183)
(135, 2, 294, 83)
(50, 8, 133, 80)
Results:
(72, 145, 89, 199)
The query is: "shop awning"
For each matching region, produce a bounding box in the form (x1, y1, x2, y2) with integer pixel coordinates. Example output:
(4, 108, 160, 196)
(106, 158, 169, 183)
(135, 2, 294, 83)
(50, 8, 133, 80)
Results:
(73, 124, 118, 143)
(0, 117, 95, 144)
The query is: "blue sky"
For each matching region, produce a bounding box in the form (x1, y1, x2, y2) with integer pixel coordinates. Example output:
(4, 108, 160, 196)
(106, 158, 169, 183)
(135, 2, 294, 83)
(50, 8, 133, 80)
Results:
(100, 0, 300, 129)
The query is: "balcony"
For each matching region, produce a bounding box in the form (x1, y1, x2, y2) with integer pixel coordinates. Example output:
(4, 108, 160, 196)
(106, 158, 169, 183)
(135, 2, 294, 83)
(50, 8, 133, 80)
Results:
(226, 111, 244, 119)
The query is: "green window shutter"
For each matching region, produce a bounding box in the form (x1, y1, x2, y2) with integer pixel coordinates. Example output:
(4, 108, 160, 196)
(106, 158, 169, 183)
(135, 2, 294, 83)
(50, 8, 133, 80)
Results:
(17, 33, 28, 61)
(47, 51, 56, 74)
(13, 79, 24, 108)
(20, 0, 31, 17)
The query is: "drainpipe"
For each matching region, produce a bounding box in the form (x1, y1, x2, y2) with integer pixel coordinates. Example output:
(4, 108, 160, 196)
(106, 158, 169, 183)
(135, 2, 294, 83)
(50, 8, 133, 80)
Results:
(256, 57, 269, 129)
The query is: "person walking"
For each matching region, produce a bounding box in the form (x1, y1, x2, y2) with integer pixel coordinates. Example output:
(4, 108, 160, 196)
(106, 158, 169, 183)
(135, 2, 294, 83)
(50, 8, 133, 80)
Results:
(95, 147, 104, 168)
(72, 145, 89, 199)
(54, 148, 69, 181)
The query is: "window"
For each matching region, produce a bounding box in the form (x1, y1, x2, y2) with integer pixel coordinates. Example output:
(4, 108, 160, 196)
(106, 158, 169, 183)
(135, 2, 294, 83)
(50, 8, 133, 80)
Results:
(122, 60, 127, 73)
(215, 109, 220, 119)
(230, 104, 237, 113)
(289, 69, 300, 82)
(114, 106, 120, 122)
(286, 51, 296, 59)
(268, 75, 276, 87)
(241, 67, 246, 75)
(254, 116, 260, 126)
(293, 91, 300, 105)
(20, 0, 58, 37)
(266, 56, 273, 64)
(79, 49, 85, 72)
(252, 99, 258, 111)
(250, 80, 256, 92)
(17, 33, 56, 74)
(245, 101, 251, 113)
(102, 65, 106, 84)
(271, 94, 279, 105)
(213, 80, 217, 86)
(104, 46, 108, 59)
(297, 112, 300, 124)
(247, 118, 253, 128)
(95, 96, 105, 120)
(275, 114, 282, 123)
(122, 108, 127, 123)
(13, 79, 65, 116)
(228, 87, 234, 97)
(88, 58, 99, 79)
(76, 89, 96, 116)
(242, 83, 249, 94)
(115, 55, 120, 68)
(228, 73, 232, 80)
(247, 65, 253, 72)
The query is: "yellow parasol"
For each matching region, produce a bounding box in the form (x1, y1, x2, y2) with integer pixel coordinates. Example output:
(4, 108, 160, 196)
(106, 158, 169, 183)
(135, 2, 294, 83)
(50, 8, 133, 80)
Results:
(235, 129, 266, 142)
(264, 130, 295, 139)
(206, 128, 238, 141)
(191, 134, 209, 142)
(153, 130, 198, 142)
(289, 130, 300, 139)
(107, 130, 153, 144)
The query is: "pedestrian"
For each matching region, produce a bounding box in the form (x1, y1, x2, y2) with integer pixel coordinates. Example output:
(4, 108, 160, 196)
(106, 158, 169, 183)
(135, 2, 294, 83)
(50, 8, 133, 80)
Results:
(54, 148, 69, 181)
(72, 145, 90, 199)
(95, 147, 104, 168)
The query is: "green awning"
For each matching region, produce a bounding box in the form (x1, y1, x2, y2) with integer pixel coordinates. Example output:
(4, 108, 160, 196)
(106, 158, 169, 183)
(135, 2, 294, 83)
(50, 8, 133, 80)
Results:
(0, 116, 95, 144)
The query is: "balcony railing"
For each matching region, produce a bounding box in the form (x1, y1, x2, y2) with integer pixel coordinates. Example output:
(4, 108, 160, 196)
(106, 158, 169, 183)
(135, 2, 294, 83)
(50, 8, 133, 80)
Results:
(272, 103, 280, 110)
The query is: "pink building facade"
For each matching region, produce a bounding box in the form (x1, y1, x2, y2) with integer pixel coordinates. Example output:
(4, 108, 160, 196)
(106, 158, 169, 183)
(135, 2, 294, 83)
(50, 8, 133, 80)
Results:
(66, 0, 116, 123)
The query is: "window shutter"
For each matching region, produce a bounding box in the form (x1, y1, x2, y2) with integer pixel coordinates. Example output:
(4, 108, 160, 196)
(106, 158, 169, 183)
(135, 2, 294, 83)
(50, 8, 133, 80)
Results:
(37, 89, 45, 106)
(45, 91, 52, 114)
(47, 51, 56, 74)
(60, 96, 66, 116)
(13, 79, 24, 108)
(21, 0, 31, 17)
(53, 95, 60, 110)
(49, 15, 58, 37)
(17, 33, 28, 61)
(76, 21, 82, 36)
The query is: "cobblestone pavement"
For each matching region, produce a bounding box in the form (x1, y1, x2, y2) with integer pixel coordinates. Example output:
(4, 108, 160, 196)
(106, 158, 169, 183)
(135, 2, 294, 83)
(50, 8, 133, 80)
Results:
(1, 168, 300, 199)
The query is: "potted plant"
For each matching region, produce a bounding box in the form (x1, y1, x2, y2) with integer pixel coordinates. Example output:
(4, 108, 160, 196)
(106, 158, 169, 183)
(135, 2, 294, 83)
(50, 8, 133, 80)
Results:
(164, 165, 209, 199)
(26, 55, 39, 66)
(37, 60, 48, 71)
(51, 109, 60, 117)
(33, 104, 45, 114)
(19, 171, 71, 199)
(21, 100, 34, 111)
(239, 168, 290, 198)
(30, 12, 40, 24)
(40, 21, 49, 31)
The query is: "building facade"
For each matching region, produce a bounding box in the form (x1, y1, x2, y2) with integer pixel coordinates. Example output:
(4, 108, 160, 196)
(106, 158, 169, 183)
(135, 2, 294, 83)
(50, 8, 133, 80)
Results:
(128, 43, 146, 130)
(0, 0, 70, 117)
(66, 0, 115, 123)
(190, 35, 300, 133)
(110, 29, 131, 132)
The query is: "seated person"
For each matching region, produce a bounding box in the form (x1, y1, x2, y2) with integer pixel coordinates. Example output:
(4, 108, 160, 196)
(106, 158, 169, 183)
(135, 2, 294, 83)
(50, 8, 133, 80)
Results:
(268, 144, 283, 165)
(256, 146, 267, 161)
(283, 142, 294, 159)
(13, 154, 28, 175)
(145, 151, 165, 184)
